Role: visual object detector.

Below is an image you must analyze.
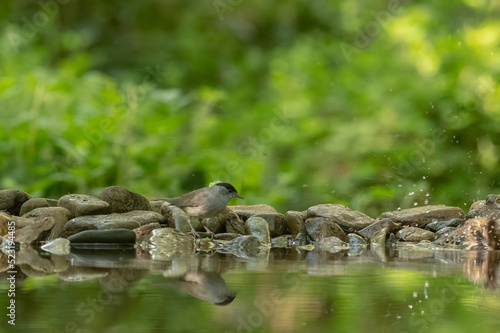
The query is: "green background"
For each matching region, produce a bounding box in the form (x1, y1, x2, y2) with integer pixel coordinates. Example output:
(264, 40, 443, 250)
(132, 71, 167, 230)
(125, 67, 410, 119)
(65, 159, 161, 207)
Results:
(0, 0, 499, 216)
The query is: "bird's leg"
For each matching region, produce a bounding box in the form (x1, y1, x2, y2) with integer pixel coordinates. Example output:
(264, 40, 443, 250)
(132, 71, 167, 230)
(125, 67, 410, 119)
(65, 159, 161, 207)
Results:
(187, 219, 200, 238)
(198, 218, 216, 239)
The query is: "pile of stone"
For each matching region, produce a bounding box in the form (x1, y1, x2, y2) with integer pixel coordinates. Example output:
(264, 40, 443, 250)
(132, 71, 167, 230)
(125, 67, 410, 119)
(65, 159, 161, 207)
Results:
(1, 187, 499, 255)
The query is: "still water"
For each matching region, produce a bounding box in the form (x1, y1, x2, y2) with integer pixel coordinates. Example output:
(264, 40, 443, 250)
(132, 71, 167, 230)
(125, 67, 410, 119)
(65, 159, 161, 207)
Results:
(1, 246, 500, 333)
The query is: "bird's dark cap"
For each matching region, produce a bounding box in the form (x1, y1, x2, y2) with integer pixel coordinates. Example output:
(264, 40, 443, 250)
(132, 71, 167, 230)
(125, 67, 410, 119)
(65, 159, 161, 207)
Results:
(214, 182, 243, 199)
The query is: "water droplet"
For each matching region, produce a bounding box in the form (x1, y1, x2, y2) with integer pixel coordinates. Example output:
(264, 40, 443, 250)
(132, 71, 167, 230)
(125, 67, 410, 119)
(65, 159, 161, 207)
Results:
(413, 292, 418, 298)
(422, 176, 426, 179)
(408, 305, 413, 309)
(409, 192, 415, 195)
(413, 202, 418, 206)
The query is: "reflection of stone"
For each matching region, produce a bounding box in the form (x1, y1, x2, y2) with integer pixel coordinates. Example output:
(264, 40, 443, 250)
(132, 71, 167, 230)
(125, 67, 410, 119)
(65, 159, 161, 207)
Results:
(149, 228, 195, 260)
(463, 251, 500, 289)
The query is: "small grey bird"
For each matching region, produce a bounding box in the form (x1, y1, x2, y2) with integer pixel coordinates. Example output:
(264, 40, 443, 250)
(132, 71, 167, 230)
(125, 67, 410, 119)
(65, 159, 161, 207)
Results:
(156, 182, 244, 237)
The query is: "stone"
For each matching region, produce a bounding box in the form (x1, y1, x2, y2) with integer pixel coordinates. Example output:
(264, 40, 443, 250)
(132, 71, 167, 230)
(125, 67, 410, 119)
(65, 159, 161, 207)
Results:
(305, 217, 347, 242)
(380, 205, 465, 227)
(161, 204, 202, 233)
(358, 218, 401, 240)
(347, 233, 367, 256)
(307, 204, 374, 232)
(285, 211, 306, 235)
(318, 236, 349, 253)
(98, 186, 151, 213)
(229, 204, 278, 219)
(61, 214, 144, 238)
(225, 211, 245, 234)
(122, 210, 167, 225)
(58, 194, 111, 217)
(293, 232, 309, 246)
(0, 189, 31, 215)
(150, 200, 163, 214)
(204, 216, 225, 234)
(7, 217, 55, 243)
(245, 216, 271, 245)
(41, 238, 70, 255)
(396, 227, 435, 242)
(11, 216, 38, 229)
(467, 194, 500, 220)
(68, 229, 136, 244)
(348, 233, 367, 247)
(148, 228, 195, 255)
(433, 217, 500, 250)
(22, 207, 73, 240)
(425, 218, 463, 232)
(134, 223, 161, 243)
(0, 213, 9, 236)
(271, 236, 291, 248)
(19, 198, 57, 216)
(253, 213, 288, 237)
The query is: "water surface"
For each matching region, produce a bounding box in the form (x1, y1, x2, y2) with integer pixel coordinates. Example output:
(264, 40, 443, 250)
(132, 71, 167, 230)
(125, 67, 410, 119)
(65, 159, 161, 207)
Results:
(1, 246, 500, 333)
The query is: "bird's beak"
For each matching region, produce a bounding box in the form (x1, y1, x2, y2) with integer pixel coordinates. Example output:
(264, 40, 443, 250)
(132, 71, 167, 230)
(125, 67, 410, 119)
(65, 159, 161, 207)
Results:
(236, 194, 244, 199)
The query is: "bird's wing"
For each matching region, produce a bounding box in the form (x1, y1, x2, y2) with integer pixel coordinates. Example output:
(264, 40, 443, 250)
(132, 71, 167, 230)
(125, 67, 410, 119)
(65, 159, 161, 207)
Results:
(154, 188, 210, 208)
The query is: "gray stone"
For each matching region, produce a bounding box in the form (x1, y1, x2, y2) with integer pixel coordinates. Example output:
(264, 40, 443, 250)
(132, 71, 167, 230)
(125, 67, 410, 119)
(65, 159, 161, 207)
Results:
(161, 204, 202, 233)
(285, 211, 306, 235)
(22, 207, 73, 240)
(99, 186, 151, 213)
(122, 210, 167, 225)
(150, 200, 163, 214)
(396, 227, 435, 242)
(380, 205, 465, 227)
(348, 233, 367, 247)
(225, 211, 245, 234)
(134, 222, 161, 243)
(7, 217, 55, 243)
(0, 189, 31, 215)
(19, 198, 57, 216)
(307, 204, 374, 232)
(318, 236, 349, 253)
(68, 229, 136, 244)
(293, 232, 309, 246)
(305, 217, 347, 242)
(253, 213, 288, 237)
(358, 218, 400, 240)
(271, 236, 291, 248)
(425, 218, 463, 232)
(58, 194, 111, 217)
(229, 204, 278, 219)
(0, 212, 9, 236)
(433, 217, 500, 250)
(11, 216, 38, 229)
(41, 238, 70, 255)
(245, 216, 271, 245)
(204, 216, 225, 234)
(467, 194, 500, 220)
(61, 214, 144, 238)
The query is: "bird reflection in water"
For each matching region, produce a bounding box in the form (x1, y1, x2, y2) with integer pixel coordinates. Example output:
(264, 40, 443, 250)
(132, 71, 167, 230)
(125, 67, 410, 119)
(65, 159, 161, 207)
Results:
(164, 271, 237, 306)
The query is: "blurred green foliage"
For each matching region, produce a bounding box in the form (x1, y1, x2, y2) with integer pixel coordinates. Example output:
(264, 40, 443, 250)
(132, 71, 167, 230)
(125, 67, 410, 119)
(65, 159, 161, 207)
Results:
(0, 0, 499, 215)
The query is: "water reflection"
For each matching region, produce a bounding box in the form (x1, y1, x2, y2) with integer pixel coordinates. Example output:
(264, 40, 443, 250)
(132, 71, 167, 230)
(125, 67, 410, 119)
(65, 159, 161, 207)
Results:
(1, 246, 500, 332)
